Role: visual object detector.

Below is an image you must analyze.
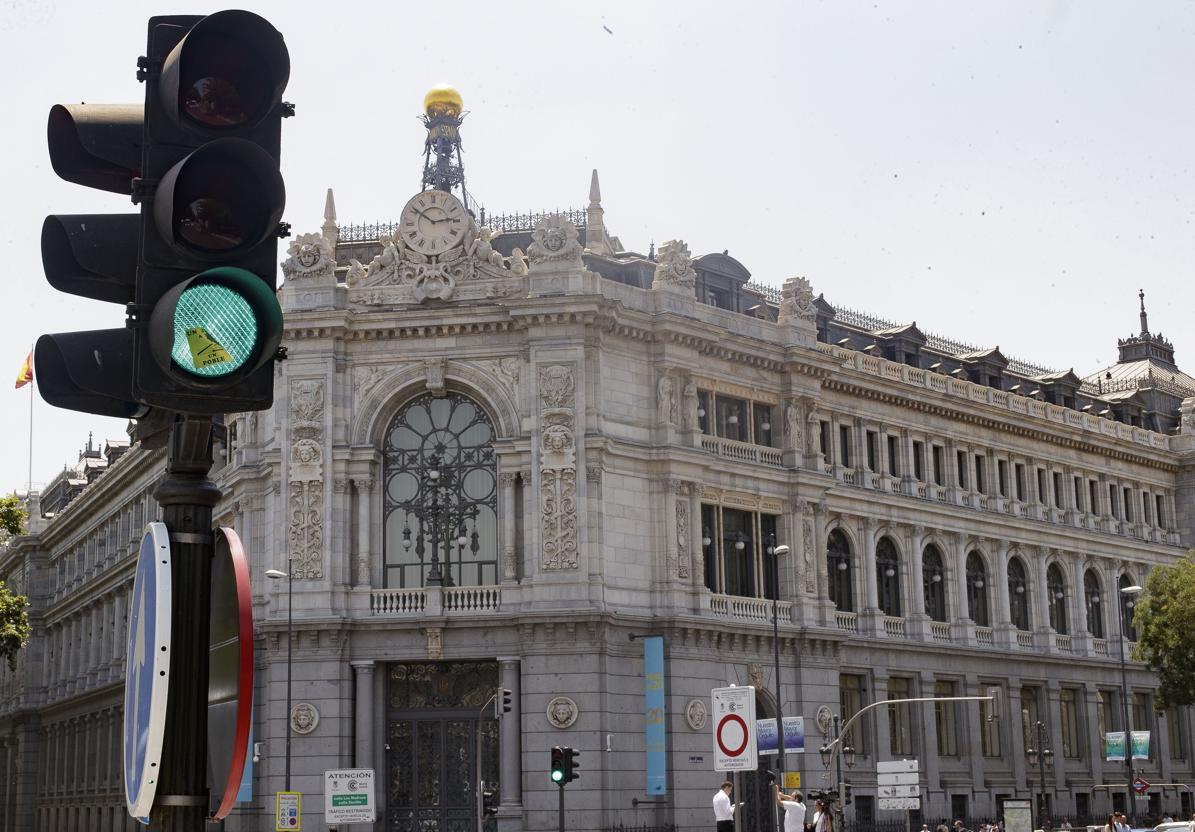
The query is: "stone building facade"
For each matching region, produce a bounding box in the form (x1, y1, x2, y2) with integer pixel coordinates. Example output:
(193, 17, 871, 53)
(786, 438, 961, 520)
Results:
(3, 171, 1195, 832)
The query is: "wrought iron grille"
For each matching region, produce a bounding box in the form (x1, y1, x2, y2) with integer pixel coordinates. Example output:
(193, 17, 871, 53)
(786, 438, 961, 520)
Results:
(383, 392, 498, 588)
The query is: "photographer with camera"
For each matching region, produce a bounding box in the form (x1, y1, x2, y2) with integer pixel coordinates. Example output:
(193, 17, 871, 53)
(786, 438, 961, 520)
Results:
(772, 781, 806, 832)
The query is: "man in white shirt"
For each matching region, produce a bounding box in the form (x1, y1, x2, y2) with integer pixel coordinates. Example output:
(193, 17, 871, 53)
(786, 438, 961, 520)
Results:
(713, 780, 736, 832)
(773, 783, 807, 832)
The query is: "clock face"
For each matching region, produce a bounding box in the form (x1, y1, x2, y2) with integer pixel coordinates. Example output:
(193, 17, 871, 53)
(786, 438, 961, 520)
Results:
(399, 191, 468, 255)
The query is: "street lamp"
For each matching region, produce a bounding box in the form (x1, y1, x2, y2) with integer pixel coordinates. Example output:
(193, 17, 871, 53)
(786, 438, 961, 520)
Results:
(1117, 583, 1143, 823)
(266, 567, 294, 793)
(1026, 720, 1054, 828)
(766, 535, 790, 804)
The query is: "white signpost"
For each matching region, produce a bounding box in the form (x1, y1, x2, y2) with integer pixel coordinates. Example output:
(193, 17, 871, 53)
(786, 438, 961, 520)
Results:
(324, 768, 376, 825)
(877, 759, 920, 811)
(711, 686, 758, 772)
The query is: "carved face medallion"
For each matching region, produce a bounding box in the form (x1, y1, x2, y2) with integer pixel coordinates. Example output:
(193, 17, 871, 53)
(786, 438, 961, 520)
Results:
(542, 226, 566, 252)
(297, 245, 320, 268)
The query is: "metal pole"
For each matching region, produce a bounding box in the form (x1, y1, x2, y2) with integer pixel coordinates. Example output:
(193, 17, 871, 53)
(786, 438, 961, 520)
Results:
(285, 567, 293, 793)
(148, 417, 220, 831)
(1037, 721, 1047, 828)
(772, 541, 786, 808)
(558, 782, 565, 832)
(834, 716, 845, 832)
(1118, 597, 1134, 824)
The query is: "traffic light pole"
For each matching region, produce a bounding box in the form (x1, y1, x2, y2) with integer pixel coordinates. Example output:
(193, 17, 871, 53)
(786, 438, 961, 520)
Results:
(149, 416, 220, 831)
(558, 782, 565, 832)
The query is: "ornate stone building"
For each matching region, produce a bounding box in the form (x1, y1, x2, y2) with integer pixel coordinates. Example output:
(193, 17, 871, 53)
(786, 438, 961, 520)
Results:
(4, 90, 1195, 832)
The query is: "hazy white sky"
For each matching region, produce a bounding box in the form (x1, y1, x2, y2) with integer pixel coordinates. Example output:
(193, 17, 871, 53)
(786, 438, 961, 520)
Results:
(2, 0, 1192, 493)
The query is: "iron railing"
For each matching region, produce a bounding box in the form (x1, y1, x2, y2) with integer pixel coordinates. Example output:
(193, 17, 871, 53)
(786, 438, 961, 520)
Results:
(337, 207, 588, 241)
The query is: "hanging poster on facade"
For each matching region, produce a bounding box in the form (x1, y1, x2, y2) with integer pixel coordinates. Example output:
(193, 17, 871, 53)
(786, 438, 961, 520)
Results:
(756, 717, 805, 755)
(643, 635, 667, 795)
(1105, 731, 1126, 761)
(1130, 730, 1151, 760)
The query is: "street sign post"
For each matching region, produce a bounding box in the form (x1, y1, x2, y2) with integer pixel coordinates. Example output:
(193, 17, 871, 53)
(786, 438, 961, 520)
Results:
(877, 759, 920, 811)
(123, 523, 173, 821)
(711, 686, 757, 772)
(276, 791, 301, 830)
(325, 769, 376, 825)
(207, 527, 255, 820)
(1133, 776, 1151, 794)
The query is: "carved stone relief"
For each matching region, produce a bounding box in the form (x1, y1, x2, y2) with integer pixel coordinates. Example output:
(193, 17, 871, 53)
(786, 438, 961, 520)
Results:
(783, 399, 803, 452)
(685, 698, 708, 731)
(290, 702, 320, 735)
(657, 373, 677, 426)
(779, 275, 817, 324)
(651, 239, 697, 292)
(281, 232, 336, 283)
(538, 364, 579, 570)
(676, 497, 691, 579)
(527, 216, 584, 270)
(289, 379, 325, 580)
(425, 627, 443, 660)
(473, 357, 521, 393)
(546, 696, 579, 728)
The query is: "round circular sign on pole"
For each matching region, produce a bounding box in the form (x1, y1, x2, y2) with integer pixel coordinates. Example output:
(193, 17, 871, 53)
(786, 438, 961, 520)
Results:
(123, 522, 173, 821)
(716, 713, 749, 758)
(208, 526, 254, 820)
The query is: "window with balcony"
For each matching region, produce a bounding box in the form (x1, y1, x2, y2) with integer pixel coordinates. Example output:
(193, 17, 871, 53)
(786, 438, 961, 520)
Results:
(935, 680, 958, 756)
(866, 431, 878, 471)
(975, 455, 987, 494)
(1074, 476, 1085, 512)
(876, 536, 902, 617)
(840, 674, 868, 756)
(957, 451, 968, 489)
(998, 459, 1008, 497)
(967, 551, 990, 627)
(1156, 494, 1167, 529)
(913, 441, 924, 481)
(1060, 688, 1080, 758)
(698, 391, 777, 447)
(1008, 557, 1031, 631)
(887, 435, 900, 477)
(888, 677, 913, 756)
(700, 505, 779, 599)
(1047, 563, 1067, 634)
(1123, 488, 1134, 522)
(932, 446, 944, 485)
(1090, 480, 1100, 515)
(1085, 569, 1105, 639)
(1015, 463, 1025, 501)
(1037, 468, 1047, 505)
(383, 391, 499, 589)
(839, 425, 853, 467)
(828, 529, 854, 612)
(1053, 472, 1064, 508)
(923, 545, 947, 622)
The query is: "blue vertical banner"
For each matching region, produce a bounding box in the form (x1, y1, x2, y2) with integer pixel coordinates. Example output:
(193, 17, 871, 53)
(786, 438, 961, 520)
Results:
(644, 635, 667, 795)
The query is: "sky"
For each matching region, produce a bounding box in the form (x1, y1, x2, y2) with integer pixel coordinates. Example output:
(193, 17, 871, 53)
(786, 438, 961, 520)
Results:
(2, 0, 1193, 493)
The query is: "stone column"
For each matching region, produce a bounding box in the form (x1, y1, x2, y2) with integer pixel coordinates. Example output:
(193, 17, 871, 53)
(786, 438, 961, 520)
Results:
(1072, 555, 1092, 655)
(853, 418, 867, 484)
(953, 536, 970, 623)
(1007, 681, 1028, 793)
(1046, 681, 1066, 796)
(497, 657, 523, 831)
(813, 503, 832, 626)
(876, 427, 891, 491)
(352, 661, 375, 771)
(860, 518, 881, 634)
(944, 439, 961, 504)
(499, 473, 518, 581)
(353, 477, 373, 589)
(965, 675, 987, 796)
(919, 671, 942, 794)
(873, 674, 892, 760)
(909, 526, 927, 621)
(1036, 549, 1052, 637)
(1084, 683, 1103, 785)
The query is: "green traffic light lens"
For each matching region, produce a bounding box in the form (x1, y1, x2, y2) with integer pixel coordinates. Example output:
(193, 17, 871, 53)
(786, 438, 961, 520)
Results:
(171, 282, 258, 378)
(551, 771, 564, 783)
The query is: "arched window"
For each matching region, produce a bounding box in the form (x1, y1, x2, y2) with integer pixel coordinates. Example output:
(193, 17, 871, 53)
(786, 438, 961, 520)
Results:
(827, 530, 854, 612)
(922, 544, 946, 622)
(1047, 563, 1067, 634)
(876, 536, 901, 617)
(1119, 573, 1139, 640)
(1084, 569, 1104, 639)
(967, 551, 989, 626)
(383, 392, 498, 588)
(1008, 557, 1030, 631)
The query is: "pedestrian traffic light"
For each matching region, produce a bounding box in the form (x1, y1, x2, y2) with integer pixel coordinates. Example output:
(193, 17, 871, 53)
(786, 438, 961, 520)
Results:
(564, 747, 580, 783)
(499, 687, 513, 714)
(132, 10, 291, 413)
(550, 746, 565, 783)
(842, 783, 852, 805)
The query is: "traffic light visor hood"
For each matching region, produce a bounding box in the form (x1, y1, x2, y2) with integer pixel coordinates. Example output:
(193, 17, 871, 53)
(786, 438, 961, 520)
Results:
(148, 266, 282, 386)
(158, 10, 290, 133)
(47, 104, 142, 195)
(152, 138, 285, 259)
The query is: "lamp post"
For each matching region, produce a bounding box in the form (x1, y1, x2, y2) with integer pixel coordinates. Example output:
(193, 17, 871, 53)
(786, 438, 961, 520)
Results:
(265, 567, 294, 792)
(766, 535, 790, 804)
(819, 714, 856, 830)
(1117, 583, 1143, 823)
(1026, 720, 1054, 828)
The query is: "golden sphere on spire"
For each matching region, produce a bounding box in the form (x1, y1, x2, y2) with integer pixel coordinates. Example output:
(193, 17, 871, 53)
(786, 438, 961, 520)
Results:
(424, 84, 463, 117)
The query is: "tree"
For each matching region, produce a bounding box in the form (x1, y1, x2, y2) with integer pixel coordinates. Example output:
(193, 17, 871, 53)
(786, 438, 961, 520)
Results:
(0, 494, 31, 671)
(1132, 552, 1195, 710)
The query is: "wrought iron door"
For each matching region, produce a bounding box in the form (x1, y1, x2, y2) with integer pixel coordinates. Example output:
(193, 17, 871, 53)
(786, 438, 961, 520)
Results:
(741, 762, 779, 832)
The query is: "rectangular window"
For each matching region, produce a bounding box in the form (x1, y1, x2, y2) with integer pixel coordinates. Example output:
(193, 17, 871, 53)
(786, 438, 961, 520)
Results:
(715, 395, 748, 442)
(1143, 491, 1152, 525)
(1053, 472, 1064, 508)
(932, 446, 944, 485)
(1097, 690, 1111, 738)
(913, 441, 924, 481)
(839, 425, 852, 468)
(1110, 484, 1120, 519)
(1060, 689, 1080, 758)
(998, 460, 1008, 497)
(1168, 707, 1185, 760)
(888, 678, 913, 756)
(1074, 476, 1084, 513)
(840, 674, 867, 755)
(1015, 464, 1025, 501)
(935, 680, 958, 756)
(1124, 488, 1134, 522)
(1157, 494, 1166, 529)
(1090, 480, 1100, 515)
(1132, 693, 1150, 755)
(1037, 469, 1047, 505)
(1021, 686, 1040, 749)
(753, 403, 774, 448)
(700, 505, 781, 600)
(697, 391, 711, 435)
(820, 421, 831, 459)
(887, 435, 900, 477)
(866, 431, 877, 472)
(980, 694, 1001, 757)
(957, 451, 968, 489)
(975, 455, 987, 494)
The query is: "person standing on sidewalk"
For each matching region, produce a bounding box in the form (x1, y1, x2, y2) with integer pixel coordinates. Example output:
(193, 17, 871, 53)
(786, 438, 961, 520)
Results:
(713, 781, 737, 832)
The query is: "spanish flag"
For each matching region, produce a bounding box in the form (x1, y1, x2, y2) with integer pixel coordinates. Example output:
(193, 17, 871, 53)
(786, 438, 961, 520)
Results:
(14, 350, 33, 389)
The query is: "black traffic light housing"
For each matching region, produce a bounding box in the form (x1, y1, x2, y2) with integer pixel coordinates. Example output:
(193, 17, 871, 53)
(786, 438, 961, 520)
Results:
(132, 11, 290, 413)
(482, 787, 498, 816)
(499, 687, 513, 715)
(550, 746, 565, 784)
(564, 747, 580, 783)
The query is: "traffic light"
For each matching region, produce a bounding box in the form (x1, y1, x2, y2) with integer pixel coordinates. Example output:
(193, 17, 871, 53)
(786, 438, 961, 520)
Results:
(481, 787, 498, 816)
(842, 783, 852, 805)
(550, 746, 565, 783)
(499, 687, 513, 715)
(132, 11, 290, 413)
(564, 747, 580, 783)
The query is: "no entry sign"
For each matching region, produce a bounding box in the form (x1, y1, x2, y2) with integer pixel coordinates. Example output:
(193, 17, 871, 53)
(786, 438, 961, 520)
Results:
(711, 686, 757, 771)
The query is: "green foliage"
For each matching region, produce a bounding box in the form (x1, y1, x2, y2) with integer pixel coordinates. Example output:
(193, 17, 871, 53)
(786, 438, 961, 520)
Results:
(0, 494, 25, 537)
(0, 581, 30, 672)
(1132, 553, 1195, 710)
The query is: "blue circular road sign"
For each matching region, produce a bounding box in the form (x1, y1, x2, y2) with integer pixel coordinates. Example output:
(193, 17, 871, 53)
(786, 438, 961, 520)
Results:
(123, 522, 173, 822)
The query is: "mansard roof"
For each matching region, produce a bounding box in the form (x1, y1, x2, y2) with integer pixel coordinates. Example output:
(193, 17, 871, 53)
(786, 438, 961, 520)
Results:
(694, 252, 751, 283)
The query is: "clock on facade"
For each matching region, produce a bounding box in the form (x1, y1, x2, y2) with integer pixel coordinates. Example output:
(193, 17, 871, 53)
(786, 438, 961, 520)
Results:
(399, 190, 468, 255)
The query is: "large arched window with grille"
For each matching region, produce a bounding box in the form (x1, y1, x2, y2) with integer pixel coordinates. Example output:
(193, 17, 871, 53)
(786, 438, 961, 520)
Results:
(876, 536, 901, 617)
(1084, 568, 1104, 639)
(922, 544, 946, 622)
(967, 551, 989, 626)
(1008, 556, 1030, 631)
(1047, 563, 1067, 634)
(827, 530, 854, 612)
(383, 392, 498, 588)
